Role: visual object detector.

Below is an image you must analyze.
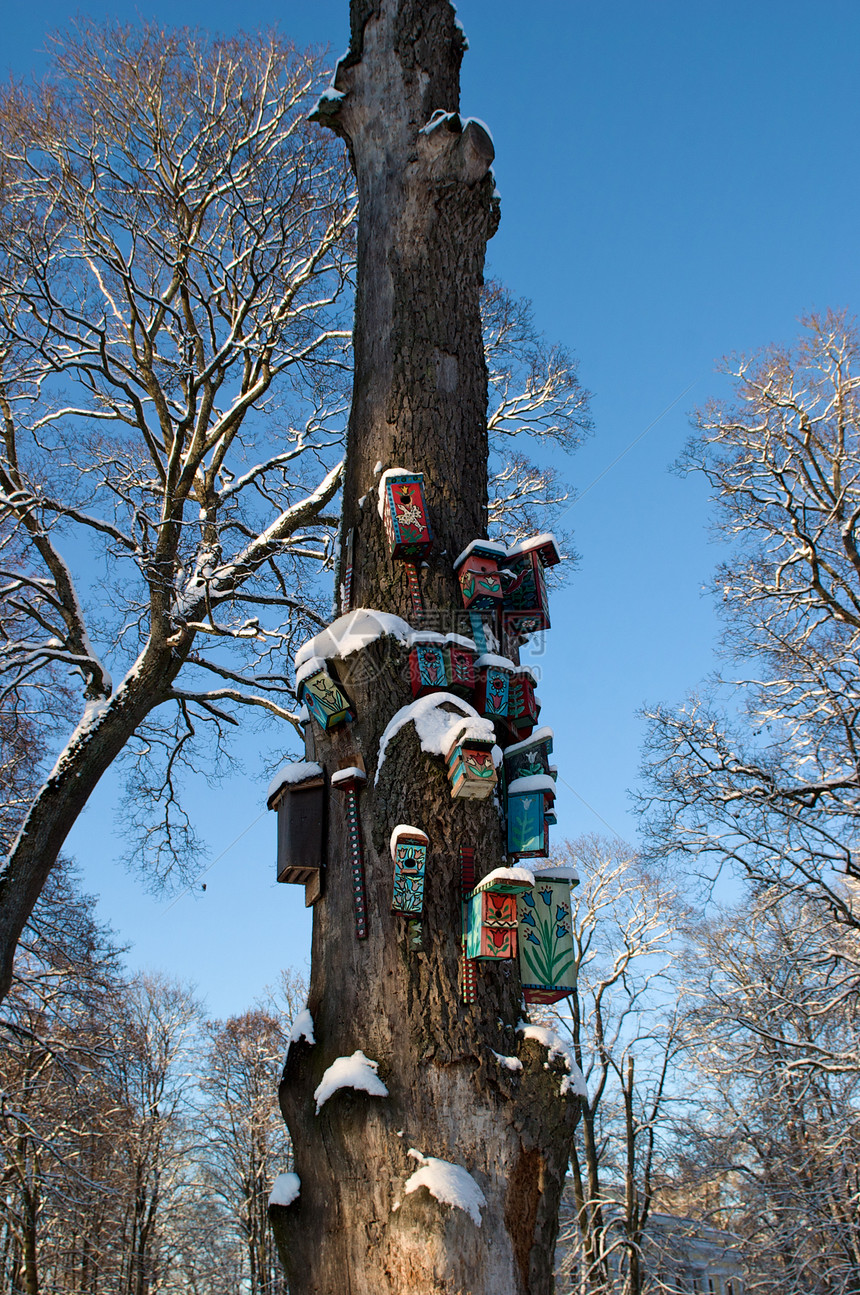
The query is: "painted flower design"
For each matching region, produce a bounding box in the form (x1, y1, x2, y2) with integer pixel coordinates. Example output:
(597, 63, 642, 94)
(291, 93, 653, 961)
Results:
(538, 886, 553, 907)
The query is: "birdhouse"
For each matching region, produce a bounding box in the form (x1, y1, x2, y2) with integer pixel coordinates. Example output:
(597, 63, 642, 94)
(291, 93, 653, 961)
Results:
(518, 867, 579, 1004)
(446, 733, 498, 800)
(505, 668, 540, 737)
(267, 763, 327, 905)
(443, 637, 477, 698)
(298, 663, 354, 731)
(380, 471, 433, 560)
(501, 533, 561, 638)
(454, 539, 507, 610)
(503, 727, 554, 783)
(506, 773, 556, 859)
(464, 867, 534, 960)
(409, 637, 448, 697)
(390, 825, 430, 916)
(474, 654, 514, 721)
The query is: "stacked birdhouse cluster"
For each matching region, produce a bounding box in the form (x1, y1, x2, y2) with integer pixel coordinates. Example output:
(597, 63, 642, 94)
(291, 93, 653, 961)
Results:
(268, 466, 578, 1004)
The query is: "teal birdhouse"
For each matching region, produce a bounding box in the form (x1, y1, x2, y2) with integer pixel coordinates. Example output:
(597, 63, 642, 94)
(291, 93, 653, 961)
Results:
(506, 773, 556, 859)
(390, 824, 429, 916)
(503, 728, 554, 783)
(298, 664, 354, 731)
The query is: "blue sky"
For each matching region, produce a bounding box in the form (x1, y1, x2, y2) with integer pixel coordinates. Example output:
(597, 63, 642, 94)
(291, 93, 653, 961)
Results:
(5, 2, 860, 1016)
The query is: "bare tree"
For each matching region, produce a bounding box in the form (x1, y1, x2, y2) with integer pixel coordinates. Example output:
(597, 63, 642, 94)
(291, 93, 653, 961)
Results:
(199, 1010, 292, 1295)
(0, 23, 356, 1004)
(640, 311, 860, 929)
(482, 278, 591, 544)
(0, 863, 127, 1295)
(675, 891, 860, 1294)
(551, 839, 687, 1295)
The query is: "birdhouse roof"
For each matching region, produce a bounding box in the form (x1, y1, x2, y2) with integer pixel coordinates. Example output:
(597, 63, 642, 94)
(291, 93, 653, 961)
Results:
(453, 538, 508, 570)
(505, 532, 561, 567)
(389, 824, 430, 859)
(473, 866, 536, 894)
(266, 760, 325, 808)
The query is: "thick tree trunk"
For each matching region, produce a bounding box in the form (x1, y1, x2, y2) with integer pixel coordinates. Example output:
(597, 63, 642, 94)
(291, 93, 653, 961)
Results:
(271, 4, 578, 1292)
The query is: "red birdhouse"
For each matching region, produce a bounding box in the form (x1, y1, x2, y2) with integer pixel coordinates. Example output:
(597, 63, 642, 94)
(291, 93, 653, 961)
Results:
(474, 653, 514, 721)
(505, 668, 541, 738)
(380, 471, 433, 560)
(409, 637, 448, 697)
(501, 533, 561, 638)
(454, 539, 507, 610)
(444, 636, 477, 697)
(464, 867, 534, 960)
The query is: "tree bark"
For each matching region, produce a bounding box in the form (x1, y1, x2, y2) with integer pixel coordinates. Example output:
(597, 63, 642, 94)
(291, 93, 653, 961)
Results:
(271, 4, 578, 1293)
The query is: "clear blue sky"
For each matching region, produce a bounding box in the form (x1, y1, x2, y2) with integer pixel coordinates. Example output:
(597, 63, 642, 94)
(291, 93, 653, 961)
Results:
(6, 2, 859, 1016)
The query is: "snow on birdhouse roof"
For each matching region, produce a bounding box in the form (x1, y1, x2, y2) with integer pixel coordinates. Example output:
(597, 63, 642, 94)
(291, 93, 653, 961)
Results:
(473, 866, 535, 893)
(401, 1150, 486, 1226)
(503, 727, 554, 757)
(294, 609, 413, 672)
(533, 865, 579, 885)
(453, 537, 508, 570)
(407, 629, 447, 646)
(376, 466, 421, 517)
(331, 766, 366, 786)
(389, 824, 429, 860)
(474, 652, 516, 672)
(507, 774, 557, 797)
(313, 1051, 389, 1113)
(295, 655, 328, 688)
(266, 761, 324, 806)
(505, 532, 561, 565)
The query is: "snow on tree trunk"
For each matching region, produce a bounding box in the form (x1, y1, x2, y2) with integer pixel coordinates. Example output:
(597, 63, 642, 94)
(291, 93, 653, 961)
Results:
(270, 4, 579, 1292)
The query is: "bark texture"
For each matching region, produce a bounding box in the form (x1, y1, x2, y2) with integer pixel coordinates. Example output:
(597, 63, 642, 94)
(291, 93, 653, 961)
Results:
(271, 4, 578, 1291)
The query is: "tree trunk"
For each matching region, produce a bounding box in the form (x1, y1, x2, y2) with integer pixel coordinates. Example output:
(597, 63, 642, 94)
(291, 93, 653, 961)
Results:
(271, 3, 579, 1292)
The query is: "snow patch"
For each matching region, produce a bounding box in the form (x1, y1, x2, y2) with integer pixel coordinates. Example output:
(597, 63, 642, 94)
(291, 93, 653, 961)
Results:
(403, 1150, 486, 1225)
(517, 1022, 587, 1097)
(491, 1051, 523, 1073)
(286, 1009, 316, 1050)
(314, 1051, 389, 1113)
(269, 1173, 301, 1207)
(375, 695, 495, 783)
(295, 609, 413, 671)
(267, 761, 323, 803)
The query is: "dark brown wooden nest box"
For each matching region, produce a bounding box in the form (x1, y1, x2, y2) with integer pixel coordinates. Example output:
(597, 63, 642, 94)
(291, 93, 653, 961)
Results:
(268, 768, 327, 906)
